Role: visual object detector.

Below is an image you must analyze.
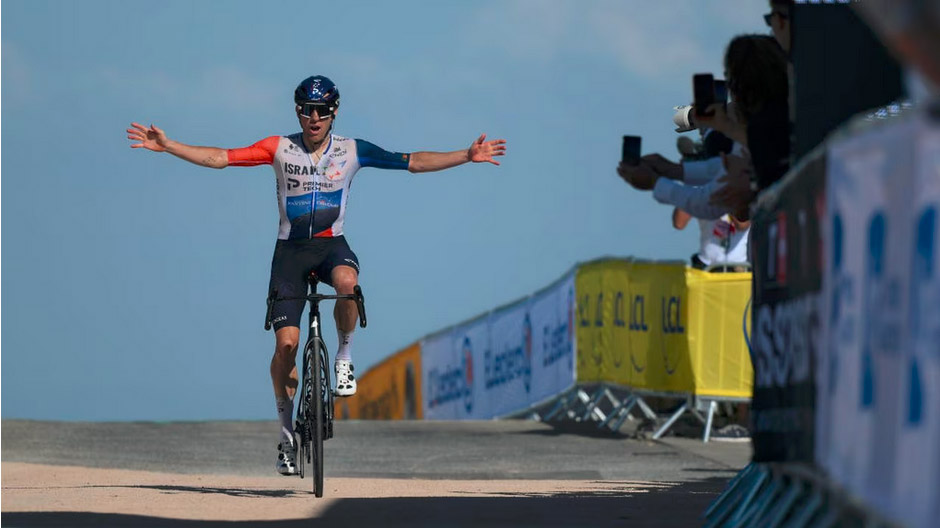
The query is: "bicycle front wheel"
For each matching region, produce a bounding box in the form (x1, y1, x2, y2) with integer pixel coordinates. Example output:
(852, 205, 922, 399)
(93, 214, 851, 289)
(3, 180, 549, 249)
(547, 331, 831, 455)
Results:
(312, 339, 325, 497)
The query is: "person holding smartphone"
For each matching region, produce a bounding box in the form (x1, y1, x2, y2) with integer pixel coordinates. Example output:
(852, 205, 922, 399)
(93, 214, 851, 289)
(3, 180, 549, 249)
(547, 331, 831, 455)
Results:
(619, 34, 788, 221)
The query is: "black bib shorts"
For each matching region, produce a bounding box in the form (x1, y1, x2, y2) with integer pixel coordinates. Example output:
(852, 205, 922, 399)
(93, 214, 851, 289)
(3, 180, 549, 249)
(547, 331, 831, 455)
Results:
(267, 236, 360, 331)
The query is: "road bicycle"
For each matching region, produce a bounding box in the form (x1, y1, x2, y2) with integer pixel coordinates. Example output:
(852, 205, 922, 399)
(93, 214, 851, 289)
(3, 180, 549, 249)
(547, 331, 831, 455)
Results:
(265, 274, 366, 497)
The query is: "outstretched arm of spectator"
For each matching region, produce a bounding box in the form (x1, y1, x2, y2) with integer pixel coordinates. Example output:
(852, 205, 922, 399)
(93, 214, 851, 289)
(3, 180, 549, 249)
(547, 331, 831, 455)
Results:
(642, 154, 684, 181)
(127, 122, 229, 168)
(682, 156, 725, 186)
(617, 153, 685, 191)
(652, 174, 729, 220)
(408, 133, 506, 173)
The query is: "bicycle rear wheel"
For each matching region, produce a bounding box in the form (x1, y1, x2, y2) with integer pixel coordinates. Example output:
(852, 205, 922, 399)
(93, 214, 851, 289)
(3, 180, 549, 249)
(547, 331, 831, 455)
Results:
(312, 339, 325, 497)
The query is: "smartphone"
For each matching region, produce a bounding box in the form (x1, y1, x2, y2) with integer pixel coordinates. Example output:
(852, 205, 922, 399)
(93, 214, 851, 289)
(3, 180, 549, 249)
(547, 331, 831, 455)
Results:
(713, 79, 728, 107)
(693, 73, 715, 117)
(622, 135, 642, 166)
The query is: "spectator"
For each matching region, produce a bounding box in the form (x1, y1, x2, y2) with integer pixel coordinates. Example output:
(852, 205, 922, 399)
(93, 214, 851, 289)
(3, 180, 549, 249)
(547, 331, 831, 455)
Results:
(617, 34, 788, 221)
(671, 135, 749, 270)
(702, 32, 790, 196)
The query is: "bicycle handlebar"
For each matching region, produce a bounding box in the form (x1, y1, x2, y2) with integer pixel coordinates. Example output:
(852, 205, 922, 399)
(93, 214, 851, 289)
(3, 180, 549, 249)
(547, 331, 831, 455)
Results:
(264, 285, 367, 331)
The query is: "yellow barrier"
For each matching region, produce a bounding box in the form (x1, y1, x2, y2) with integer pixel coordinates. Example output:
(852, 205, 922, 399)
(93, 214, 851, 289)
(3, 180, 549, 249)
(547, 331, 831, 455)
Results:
(335, 342, 423, 420)
(576, 259, 752, 398)
(686, 268, 753, 398)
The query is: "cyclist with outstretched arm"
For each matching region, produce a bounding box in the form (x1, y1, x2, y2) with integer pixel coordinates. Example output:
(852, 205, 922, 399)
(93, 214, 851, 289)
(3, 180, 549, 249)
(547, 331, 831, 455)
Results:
(127, 75, 506, 476)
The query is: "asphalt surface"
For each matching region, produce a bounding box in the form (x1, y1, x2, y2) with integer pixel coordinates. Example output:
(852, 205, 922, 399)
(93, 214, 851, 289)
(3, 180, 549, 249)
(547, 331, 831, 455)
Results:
(2, 419, 751, 527)
(2, 419, 747, 481)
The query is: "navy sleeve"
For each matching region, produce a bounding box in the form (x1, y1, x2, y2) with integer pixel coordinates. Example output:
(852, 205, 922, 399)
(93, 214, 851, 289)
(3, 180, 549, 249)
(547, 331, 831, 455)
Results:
(355, 139, 411, 170)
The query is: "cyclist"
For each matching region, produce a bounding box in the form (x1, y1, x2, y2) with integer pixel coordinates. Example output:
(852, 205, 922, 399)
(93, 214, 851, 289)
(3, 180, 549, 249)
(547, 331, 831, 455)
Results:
(127, 75, 507, 476)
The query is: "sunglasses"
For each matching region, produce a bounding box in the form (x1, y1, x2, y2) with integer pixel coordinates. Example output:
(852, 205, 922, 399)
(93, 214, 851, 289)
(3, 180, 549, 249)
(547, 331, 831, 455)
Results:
(299, 102, 336, 119)
(763, 11, 787, 26)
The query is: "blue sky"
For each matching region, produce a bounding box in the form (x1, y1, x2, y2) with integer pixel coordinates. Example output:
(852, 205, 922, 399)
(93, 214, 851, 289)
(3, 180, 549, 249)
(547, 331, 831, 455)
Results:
(2, 0, 767, 421)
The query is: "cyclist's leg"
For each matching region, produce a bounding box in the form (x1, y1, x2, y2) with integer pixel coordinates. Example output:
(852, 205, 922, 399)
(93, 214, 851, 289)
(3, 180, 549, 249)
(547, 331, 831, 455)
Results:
(314, 236, 360, 396)
(329, 265, 358, 396)
(267, 240, 309, 474)
(272, 327, 300, 401)
(313, 236, 360, 353)
(268, 240, 308, 401)
(273, 326, 301, 476)
(331, 265, 359, 338)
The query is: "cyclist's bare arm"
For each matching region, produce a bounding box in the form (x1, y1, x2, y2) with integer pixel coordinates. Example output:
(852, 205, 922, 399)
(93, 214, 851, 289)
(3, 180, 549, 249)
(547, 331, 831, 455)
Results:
(127, 122, 229, 169)
(408, 133, 506, 173)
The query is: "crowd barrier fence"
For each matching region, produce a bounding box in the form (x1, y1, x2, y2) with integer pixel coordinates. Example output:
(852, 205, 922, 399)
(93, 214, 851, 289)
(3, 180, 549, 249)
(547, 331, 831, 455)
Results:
(716, 96, 939, 527)
(338, 258, 753, 443)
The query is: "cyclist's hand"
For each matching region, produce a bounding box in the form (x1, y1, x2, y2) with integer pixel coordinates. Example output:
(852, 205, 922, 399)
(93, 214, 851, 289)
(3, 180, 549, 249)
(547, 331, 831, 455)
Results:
(468, 133, 507, 166)
(127, 122, 170, 152)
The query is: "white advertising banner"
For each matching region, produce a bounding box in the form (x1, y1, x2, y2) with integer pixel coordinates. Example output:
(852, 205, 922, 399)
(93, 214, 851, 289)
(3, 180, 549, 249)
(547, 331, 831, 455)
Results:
(863, 118, 914, 518)
(486, 301, 536, 417)
(421, 271, 576, 420)
(893, 113, 940, 528)
(824, 108, 940, 528)
(421, 316, 488, 420)
(824, 121, 893, 497)
(528, 272, 577, 403)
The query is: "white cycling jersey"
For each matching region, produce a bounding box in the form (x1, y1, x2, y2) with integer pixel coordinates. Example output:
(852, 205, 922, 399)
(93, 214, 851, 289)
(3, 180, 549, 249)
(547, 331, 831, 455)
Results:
(227, 133, 410, 239)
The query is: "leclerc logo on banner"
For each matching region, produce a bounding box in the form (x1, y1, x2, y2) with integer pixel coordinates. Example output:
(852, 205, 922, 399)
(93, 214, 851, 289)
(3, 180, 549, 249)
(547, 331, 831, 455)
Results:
(541, 288, 575, 370)
(421, 270, 577, 419)
(486, 312, 533, 394)
(426, 336, 474, 415)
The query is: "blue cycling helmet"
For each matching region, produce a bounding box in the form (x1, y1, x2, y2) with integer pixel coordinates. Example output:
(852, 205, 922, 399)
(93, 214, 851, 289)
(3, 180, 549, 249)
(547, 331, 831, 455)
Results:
(294, 75, 340, 107)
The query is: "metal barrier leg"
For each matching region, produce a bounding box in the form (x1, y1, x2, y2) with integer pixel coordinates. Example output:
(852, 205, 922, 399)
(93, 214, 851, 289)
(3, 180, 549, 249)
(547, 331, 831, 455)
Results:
(727, 464, 770, 525)
(705, 463, 754, 519)
(635, 396, 658, 420)
(652, 402, 688, 440)
(602, 387, 620, 408)
(599, 394, 635, 430)
(580, 386, 608, 422)
(764, 479, 804, 528)
(571, 389, 593, 420)
(704, 464, 758, 527)
(611, 400, 637, 431)
(732, 473, 782, 528)
(607, 398, 639, 432)
(542, 388, 577, 421)
(781, 486, 823, 528)
(703, 400, 718, 443)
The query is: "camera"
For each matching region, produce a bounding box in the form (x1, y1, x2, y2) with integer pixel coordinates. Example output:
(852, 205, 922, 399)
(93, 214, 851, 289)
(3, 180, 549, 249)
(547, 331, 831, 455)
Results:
(673, 105, 696, 132)
(673, 76, 727, 133)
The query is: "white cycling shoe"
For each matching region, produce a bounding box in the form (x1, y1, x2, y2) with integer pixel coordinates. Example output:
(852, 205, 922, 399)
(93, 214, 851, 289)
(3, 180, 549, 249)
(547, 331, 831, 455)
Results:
(276, 439, 298, 476)
(334, 360, 357, 397)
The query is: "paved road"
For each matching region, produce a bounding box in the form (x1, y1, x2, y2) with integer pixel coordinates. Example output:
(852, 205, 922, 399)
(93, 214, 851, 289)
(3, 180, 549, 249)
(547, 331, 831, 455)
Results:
(2, 419, 750, 527)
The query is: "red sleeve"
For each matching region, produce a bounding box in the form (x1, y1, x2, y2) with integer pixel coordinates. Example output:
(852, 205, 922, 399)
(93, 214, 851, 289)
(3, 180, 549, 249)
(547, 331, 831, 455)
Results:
(226, 136, 279, 166)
